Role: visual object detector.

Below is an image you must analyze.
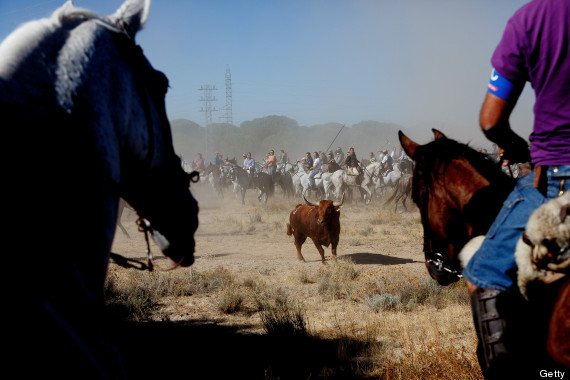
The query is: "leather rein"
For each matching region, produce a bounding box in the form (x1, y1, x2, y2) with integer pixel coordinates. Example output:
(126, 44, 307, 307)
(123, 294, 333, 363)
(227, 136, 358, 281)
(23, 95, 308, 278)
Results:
(416, 167, 464, 282)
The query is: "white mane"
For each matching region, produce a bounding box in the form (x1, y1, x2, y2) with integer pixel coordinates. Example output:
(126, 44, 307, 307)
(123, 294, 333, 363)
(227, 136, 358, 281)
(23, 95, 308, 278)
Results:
(1, 0, 153, 184)
(0, 0, 145, 78)
(0, 5, 67, 77)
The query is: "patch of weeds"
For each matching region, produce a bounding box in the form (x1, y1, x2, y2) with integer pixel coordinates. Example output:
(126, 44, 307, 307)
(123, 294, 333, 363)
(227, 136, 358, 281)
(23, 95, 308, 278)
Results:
(258, 289, 308, 338)
(188, 266, 234, 292)
(258, 267, 271, 275)
(366, 293, 402, 312)
(249, 212, 262, 223)
(359, 225, 374, 236)
(297, 270, 313, 284)
(376, 342, 482, 379)
(364, 274, 467, 312)
(317, 259, 359, 301)
(348, 238, 362, 246)
(370, 216, 387, 225)
(217, 284, 244, 314)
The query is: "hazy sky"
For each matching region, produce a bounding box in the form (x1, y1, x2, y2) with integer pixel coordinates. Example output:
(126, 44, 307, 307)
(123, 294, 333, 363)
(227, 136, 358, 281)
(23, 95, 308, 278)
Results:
(0, 0, 535, 147)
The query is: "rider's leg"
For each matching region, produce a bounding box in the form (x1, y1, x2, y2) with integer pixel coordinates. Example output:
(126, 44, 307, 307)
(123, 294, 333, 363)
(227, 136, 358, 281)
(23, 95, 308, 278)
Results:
(464, 167, 570, 378)
(309, 170, 316, 188)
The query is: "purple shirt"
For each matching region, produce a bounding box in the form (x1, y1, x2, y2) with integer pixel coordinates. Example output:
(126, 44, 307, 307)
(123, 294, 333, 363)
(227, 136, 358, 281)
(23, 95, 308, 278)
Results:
(491, 0, 570, 166)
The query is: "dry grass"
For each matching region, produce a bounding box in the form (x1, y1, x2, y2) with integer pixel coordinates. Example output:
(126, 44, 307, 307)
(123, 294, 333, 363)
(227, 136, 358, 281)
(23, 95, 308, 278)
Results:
(108, 186, 482, 379)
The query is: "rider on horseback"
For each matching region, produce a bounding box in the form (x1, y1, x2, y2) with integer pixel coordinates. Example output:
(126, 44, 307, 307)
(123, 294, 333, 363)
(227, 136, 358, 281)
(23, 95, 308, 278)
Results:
(327, 152, 342, 173)
(266, 149, 276, 175)
(243, 152, 255, 187)
(380, 149, 393, 175)
(462, 0, 570, 377)
(345, 147, 363, 184)
(194, 153, 205, 173)
(308, 151, 322, 190)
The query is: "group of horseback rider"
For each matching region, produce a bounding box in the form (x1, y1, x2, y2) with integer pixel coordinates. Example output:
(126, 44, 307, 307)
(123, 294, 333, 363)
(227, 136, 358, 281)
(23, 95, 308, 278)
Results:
(187, 145, 404, 190)
(302, 146, 402, 189)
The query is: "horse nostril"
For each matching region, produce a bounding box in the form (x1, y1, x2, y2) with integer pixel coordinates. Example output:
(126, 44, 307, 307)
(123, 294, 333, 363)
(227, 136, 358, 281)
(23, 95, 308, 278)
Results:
(179, 255, 195, 267)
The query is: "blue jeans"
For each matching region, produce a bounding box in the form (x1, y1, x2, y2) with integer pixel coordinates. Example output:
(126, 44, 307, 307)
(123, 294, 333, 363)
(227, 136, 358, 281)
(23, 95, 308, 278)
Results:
(309, 169, 319, 187)
(462, 165, 570, 293)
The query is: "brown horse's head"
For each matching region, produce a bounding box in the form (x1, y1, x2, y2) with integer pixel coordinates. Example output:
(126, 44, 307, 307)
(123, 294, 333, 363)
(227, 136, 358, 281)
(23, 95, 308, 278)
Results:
(399, 129, 515, 285)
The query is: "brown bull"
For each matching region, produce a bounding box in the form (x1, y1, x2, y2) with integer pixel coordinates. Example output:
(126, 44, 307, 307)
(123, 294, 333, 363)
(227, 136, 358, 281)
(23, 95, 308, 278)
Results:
(286, 194, 344, 264)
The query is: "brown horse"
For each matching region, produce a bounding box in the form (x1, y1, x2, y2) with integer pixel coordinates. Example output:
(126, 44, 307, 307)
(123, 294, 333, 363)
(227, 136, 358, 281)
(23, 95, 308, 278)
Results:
(399, 129, 569, 370)
(399, 129, 515, 285)
(204, 163, 224, 198)
(383, 172, 413, 212)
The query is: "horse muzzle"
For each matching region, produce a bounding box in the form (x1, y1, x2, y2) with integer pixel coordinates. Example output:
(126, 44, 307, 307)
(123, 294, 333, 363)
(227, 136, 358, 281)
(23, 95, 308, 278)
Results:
(150, 229, 195, 268)
(425, 251, 462, 286)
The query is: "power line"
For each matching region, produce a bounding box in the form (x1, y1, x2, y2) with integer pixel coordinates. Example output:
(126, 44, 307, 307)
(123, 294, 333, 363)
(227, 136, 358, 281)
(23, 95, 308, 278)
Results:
(222, 65, 233, 125)
(199, 85, 218, 126)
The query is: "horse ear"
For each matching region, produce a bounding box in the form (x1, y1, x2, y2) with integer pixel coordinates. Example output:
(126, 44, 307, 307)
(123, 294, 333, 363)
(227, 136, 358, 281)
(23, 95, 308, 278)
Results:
(112, 0, 151, 36)
(432, 129, 447, 140)
(398, 131, 419, 158)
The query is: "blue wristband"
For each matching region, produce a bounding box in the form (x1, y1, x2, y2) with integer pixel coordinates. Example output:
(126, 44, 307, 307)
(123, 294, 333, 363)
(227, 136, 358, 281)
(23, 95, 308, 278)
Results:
(487, 68, 515, 100)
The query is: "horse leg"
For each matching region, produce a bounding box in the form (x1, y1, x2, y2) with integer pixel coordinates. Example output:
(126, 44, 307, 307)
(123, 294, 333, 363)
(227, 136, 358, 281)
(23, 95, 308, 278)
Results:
(361, 185, 371, 205)
(394, 190, 403, 212)
(117, 199, 130, 238)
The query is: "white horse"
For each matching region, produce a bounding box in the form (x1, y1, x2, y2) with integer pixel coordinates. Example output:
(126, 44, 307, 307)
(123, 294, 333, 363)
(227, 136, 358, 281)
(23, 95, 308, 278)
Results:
(361, 162, 382, 201)
(290, 160, 308, 197)
(373, 165, 403, 197)
(289, 161, 334, 200)
(3, 0, 199, 376)
(330, 162, 380, 204)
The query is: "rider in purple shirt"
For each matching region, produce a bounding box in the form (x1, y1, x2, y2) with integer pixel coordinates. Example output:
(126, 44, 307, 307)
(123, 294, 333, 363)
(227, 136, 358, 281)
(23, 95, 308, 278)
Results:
(462, 0, 570, 377)
(489, 0, 570, 167)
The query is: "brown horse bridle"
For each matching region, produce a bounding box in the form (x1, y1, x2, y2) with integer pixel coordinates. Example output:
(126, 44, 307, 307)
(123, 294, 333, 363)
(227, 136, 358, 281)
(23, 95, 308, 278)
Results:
(416, 167, 464, 285)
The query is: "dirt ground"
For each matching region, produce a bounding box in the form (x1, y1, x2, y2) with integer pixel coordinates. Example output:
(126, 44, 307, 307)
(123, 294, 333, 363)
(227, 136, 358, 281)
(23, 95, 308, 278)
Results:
(111, 182, 427, 320)
(109, 182, 478, 379)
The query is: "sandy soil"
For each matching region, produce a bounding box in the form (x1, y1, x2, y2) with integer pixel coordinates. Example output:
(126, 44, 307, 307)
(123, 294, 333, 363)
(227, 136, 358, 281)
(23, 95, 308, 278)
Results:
(111, 181, 427, 319)
(108, 181, 478, 379)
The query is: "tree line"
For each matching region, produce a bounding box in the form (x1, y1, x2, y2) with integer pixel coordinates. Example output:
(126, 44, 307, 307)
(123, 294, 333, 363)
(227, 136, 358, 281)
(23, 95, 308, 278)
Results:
(171, 115, 406, 166)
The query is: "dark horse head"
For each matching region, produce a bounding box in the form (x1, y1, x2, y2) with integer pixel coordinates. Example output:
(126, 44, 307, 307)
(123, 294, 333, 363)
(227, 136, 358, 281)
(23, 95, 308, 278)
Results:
(399, 129, 515, 285)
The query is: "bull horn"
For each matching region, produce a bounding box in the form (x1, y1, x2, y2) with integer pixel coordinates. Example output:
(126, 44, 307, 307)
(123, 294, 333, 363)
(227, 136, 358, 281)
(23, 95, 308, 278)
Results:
(303, 194, 318, 207)
(333, 193, 345, 207)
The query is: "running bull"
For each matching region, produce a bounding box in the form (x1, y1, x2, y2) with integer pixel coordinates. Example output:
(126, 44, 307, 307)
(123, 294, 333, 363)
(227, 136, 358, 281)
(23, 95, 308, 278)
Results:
(286, 194, 344, 264)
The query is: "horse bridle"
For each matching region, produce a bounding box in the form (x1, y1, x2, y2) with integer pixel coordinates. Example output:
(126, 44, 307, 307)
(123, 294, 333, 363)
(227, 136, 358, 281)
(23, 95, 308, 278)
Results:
(417, 168, 463, 283)
(67, 12, 203, 271)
